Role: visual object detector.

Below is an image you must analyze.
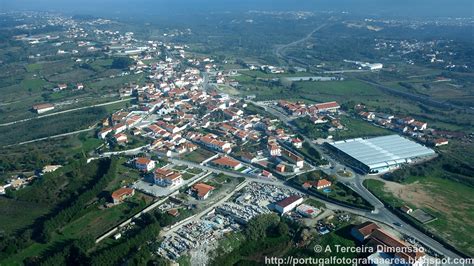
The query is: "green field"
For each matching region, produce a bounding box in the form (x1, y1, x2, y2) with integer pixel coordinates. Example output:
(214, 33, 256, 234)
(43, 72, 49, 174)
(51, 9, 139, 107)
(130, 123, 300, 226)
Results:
(364, 176, 474, 256)
(182, 148, 216, 163)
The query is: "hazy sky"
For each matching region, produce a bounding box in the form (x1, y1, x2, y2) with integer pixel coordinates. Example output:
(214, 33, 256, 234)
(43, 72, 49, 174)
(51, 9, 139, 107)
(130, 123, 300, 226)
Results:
(1, 0, 473, 18)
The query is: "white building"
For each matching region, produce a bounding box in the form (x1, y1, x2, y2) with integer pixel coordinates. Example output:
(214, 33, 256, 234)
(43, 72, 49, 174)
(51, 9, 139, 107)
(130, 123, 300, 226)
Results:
(274, 195, 303, 214)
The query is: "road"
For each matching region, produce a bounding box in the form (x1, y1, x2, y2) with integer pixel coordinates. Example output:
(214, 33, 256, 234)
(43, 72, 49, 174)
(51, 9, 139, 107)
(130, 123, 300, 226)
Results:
(251, 101, 463, 260)
(275, 24, 327, 66)
(2, 126, 96, 148)
(0, 97, 132, 127)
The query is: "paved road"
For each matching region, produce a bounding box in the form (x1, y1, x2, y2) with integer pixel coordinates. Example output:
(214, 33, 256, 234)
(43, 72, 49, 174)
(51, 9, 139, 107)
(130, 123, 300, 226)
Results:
(275, 24, 327, 61)
(0, 97, 132, 127)
(251, 101, 463, 260)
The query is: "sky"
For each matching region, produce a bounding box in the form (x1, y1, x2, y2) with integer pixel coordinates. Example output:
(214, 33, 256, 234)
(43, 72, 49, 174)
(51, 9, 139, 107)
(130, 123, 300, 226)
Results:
(1, 0, 473, 18)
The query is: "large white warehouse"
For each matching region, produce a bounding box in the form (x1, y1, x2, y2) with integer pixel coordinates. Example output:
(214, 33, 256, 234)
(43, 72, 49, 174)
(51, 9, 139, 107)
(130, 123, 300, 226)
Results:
(328, 135, 436, 174)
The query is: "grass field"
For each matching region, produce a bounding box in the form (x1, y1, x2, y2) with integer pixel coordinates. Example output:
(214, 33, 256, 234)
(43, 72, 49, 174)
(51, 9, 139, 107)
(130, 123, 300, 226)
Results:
(364, 177, 474, 256)
(0, 198, 52, 235)
(182, 149, 215, 163)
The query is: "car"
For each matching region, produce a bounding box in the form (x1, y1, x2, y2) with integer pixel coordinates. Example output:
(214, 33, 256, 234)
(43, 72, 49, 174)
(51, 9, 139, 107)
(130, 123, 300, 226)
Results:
(393, 222, 403, 227)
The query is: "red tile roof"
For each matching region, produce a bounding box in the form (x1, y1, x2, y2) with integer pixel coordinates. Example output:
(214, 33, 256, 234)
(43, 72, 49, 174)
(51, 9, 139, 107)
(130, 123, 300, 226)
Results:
(276, 195, 302, 208)
(212, 156, 241, 168)
(111, 187, 134, 200)
(192, 183, 215, 198)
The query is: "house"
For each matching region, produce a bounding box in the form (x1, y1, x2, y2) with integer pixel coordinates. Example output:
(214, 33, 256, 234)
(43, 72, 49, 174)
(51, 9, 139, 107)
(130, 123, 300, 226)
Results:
(281, 149, 304, 168)
(291, 138, 303, 149)
(276, 164, 286, 173)
(400, 205, 413, 214)
(434, 138, 448, 146)
(190, 183, 215, 200)
(154, 168, 183, 187)
(274, 195, 303, 214)
(42, 165, 62, 173)
(199, 135, 232, 153)
(260, 170, 273, 178)
(315, 179, 332, 190)
(167, 209, 180, 217)
(315, 101, 340, 113)
(211, 156, 243, 170)
(268, 143, 281, 157)
(57, 83, 68, 90)
(98, 128, 113, 139)
(111, 187, 135, 204)
(350, 221, 381, 242)
(114, 133, 128, 144)
(135, 157, 156, 172)
(76, 83, 84, 90)
(32, 103, 55, 114)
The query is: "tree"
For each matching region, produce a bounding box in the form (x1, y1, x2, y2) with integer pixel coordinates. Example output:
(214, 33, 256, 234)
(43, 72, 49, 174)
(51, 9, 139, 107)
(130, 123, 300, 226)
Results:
(111, 57, 133, 69)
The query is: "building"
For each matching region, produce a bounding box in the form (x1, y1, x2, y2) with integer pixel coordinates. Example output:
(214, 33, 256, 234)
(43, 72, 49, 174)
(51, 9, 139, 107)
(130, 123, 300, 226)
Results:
(400, 205, 413, 214)
(211, 156, 243, 170)
(268, 143, 281, 157)
(111, 187, 135, 204)
(433, 138, 448, 147)
(190, 183, 215, 200)
(315, 179, 332, 190)
(291, 138, 303, 149)
(274, 195, 303, 214)
(296, 204, 320, 218)
(351, 221, 381, 242)
(315, 101, 340, 113)
(154, 168, 183, 187)
(42, 165, 62, 173)
(135, 157, 156, 172)
(281, 149, 304, 168)
(32, 103, 55, 114)
(328, 135, 436, 174)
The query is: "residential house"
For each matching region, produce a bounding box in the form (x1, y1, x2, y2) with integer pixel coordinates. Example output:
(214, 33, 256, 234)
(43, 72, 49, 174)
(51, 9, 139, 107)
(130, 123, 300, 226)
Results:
(135, 157, 156, 172)
(350, 221, 381, 242)
(111, 187, 135, 204)
(190, 183, 215, 200)
(211, 156, 243, 170)
(154, 168, 183, 187)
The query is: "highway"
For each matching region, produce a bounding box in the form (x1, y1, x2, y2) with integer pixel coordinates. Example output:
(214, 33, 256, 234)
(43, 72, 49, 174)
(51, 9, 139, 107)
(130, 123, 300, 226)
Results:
(251, 101, 463, 260)
(0, 97, 132, 127)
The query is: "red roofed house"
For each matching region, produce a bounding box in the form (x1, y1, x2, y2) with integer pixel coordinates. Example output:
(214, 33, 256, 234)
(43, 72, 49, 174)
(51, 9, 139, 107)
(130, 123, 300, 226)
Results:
(135, 157, 156, 172)
(211, 156, 243, 170)
(111, 187, 135, 204)
(190, 183, 215, 200)
(350, 221, 381, 242)
(315, 101, 340, 113)
(434, 138, 448, 147)
(268, 143, 281, 157)
(291, 138, 303, 149)
(276, 164, 286, 173)
(315, 179, 332, 190)
(114, 133, 128, 144)
(154, 168, 183, 187)
(275, 195, 303, 214)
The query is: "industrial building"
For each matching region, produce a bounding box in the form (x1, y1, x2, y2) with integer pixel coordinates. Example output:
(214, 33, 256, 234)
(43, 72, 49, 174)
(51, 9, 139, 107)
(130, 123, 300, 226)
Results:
(328, 135, 436, 174)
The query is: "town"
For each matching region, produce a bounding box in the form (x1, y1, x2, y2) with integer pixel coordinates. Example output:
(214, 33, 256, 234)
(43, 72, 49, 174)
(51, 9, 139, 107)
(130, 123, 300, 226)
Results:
(0, 6, 473, 266)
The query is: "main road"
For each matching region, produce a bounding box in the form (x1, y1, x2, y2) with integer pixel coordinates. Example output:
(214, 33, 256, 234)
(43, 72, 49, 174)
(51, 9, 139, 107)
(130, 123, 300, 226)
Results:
(251, 100, 463, 260)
